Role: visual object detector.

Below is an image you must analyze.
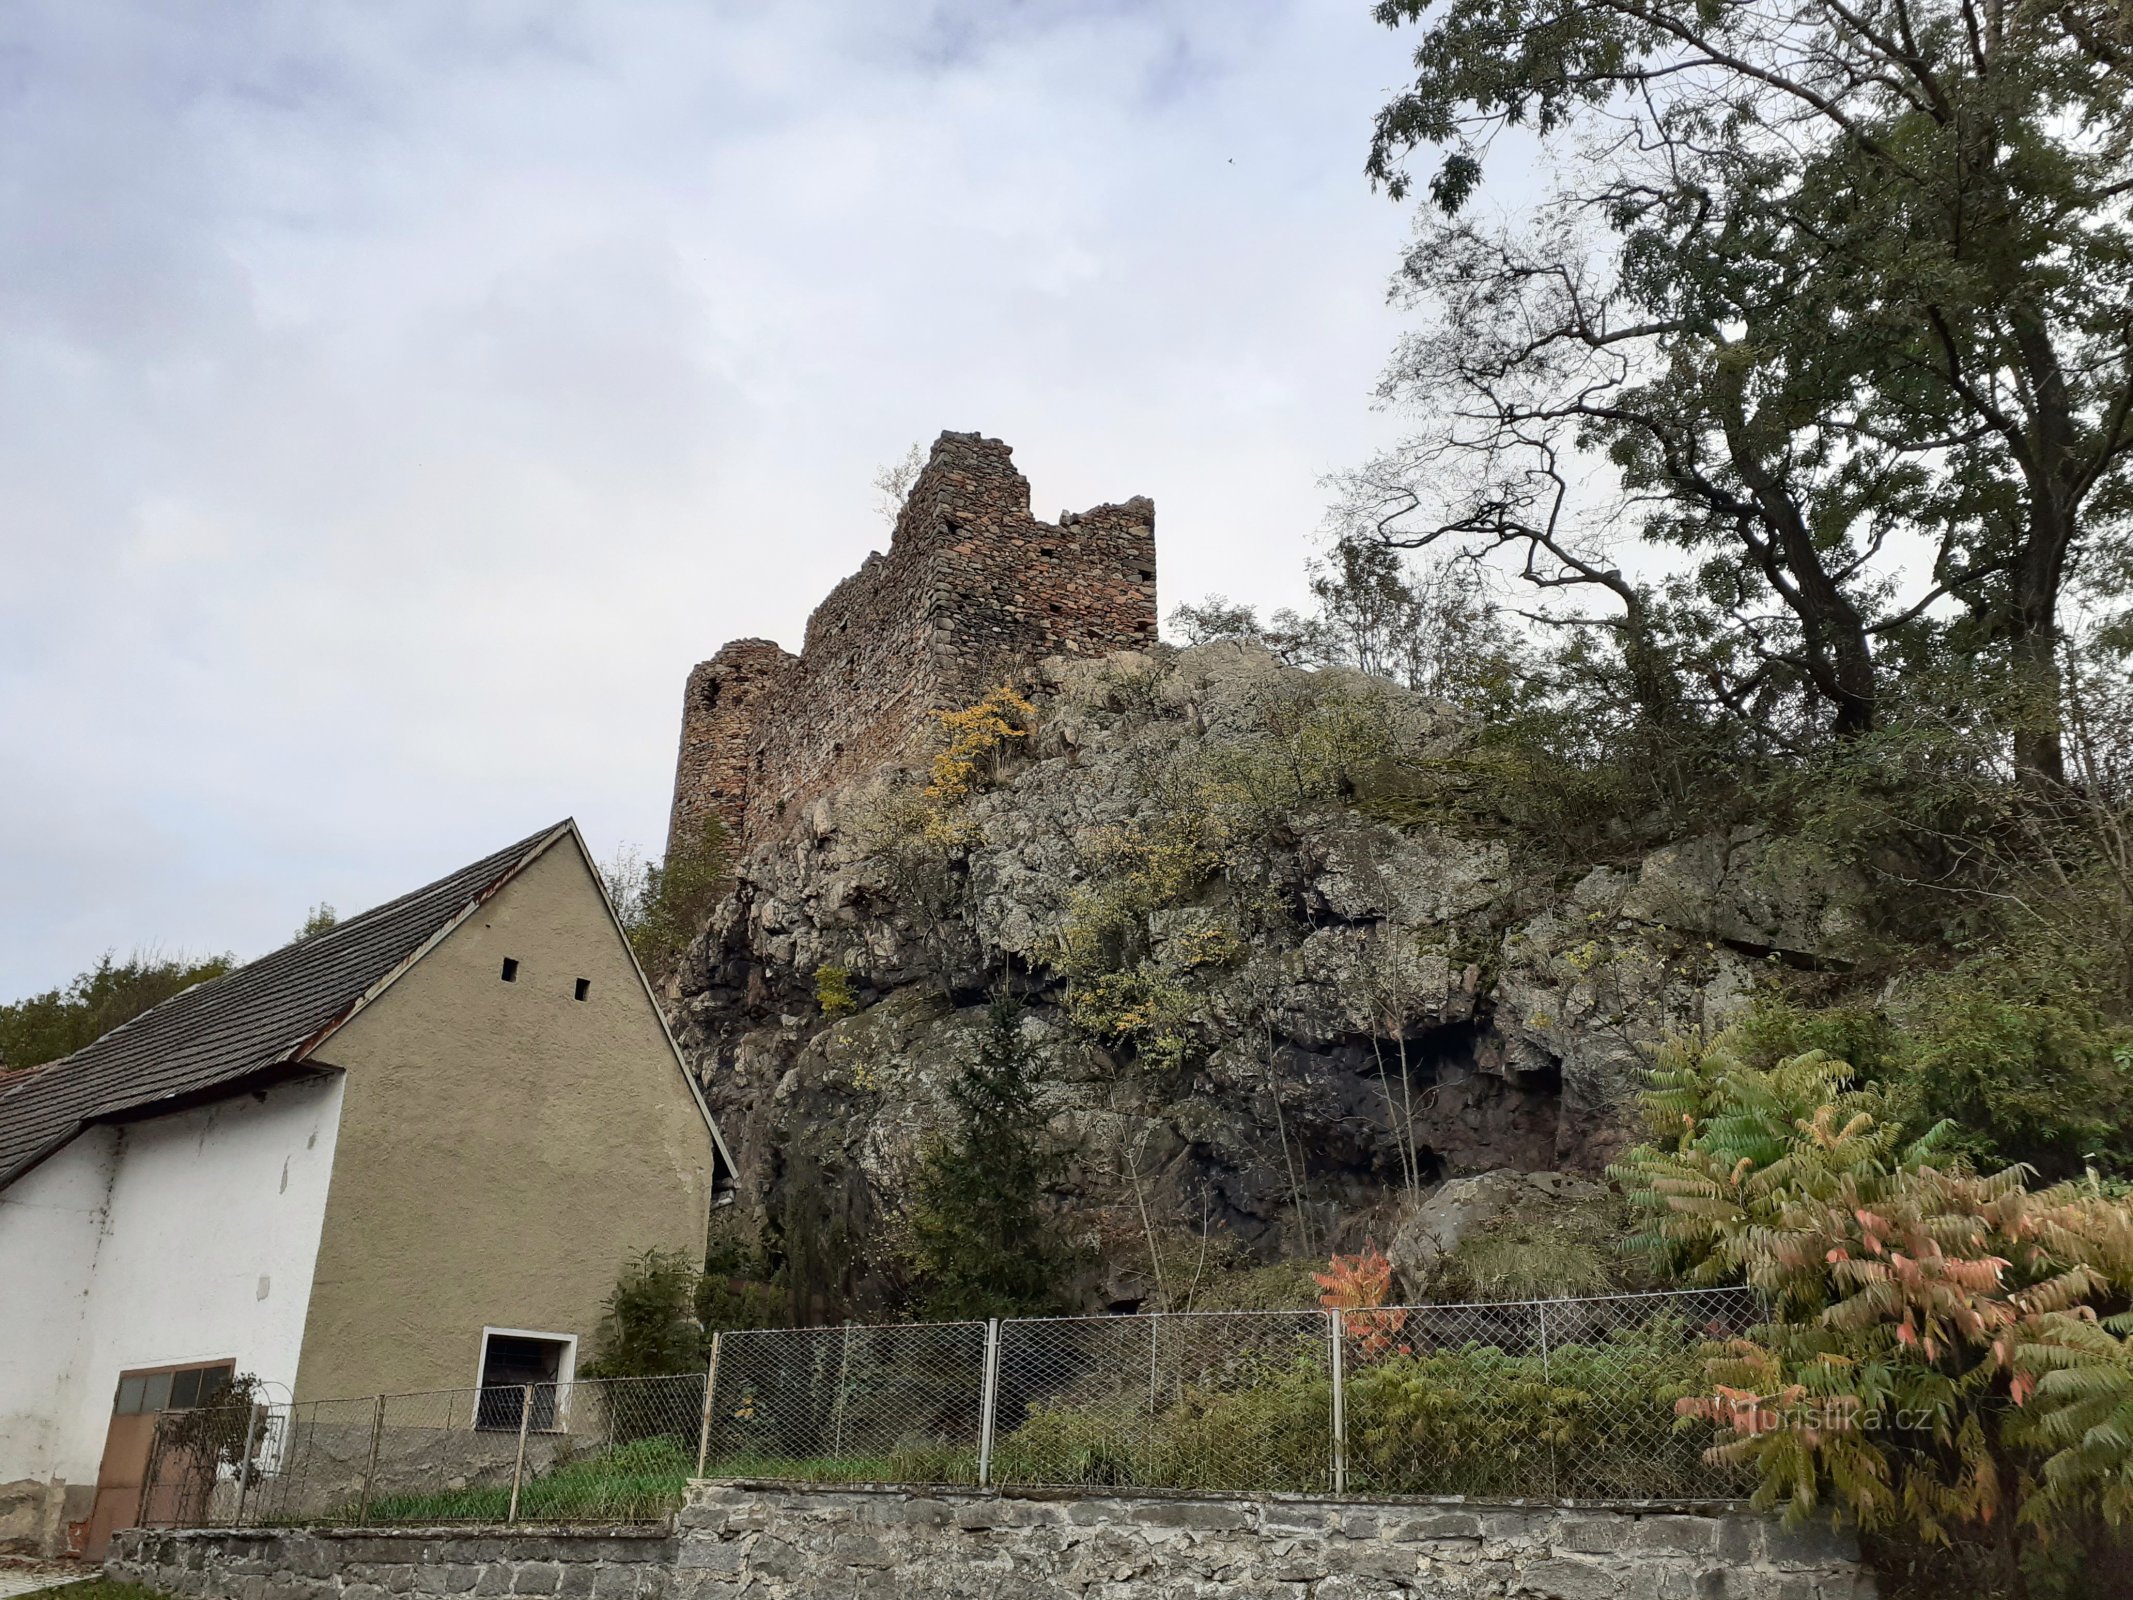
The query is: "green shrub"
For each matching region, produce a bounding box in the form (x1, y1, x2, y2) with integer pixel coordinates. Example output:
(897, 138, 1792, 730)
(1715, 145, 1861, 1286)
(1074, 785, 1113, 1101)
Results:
(583, 1249, 704, 1379)
(995, 1352, 1333, 1493)
(814, 964, 860, 1017)
(602, 821, 731, 979)
(1346, 1324, 1716, 1499)
(986, 1319, 1720, 1501)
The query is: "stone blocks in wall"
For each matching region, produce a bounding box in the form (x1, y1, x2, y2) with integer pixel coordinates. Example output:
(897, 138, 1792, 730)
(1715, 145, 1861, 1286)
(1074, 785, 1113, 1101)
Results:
(666, 431, 1159, 853)
(106, 1485, 1874, 1600)
(672, 1483, 1873, 1600)
(107, 1528, 678, 1600)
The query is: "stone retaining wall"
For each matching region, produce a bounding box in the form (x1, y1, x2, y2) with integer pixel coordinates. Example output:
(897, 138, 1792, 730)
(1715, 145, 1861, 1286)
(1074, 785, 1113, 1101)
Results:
(108, 1527, 677, 1600)
(110, 1481, 1874, 1600)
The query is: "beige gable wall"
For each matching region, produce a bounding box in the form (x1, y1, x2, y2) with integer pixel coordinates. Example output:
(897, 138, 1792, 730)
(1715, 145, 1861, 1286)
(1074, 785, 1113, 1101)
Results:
(291, 833, 713, 1401)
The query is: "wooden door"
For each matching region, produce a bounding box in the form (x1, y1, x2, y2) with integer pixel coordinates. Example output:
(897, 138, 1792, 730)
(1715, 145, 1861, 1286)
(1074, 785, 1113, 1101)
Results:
(82, 1361, 235, 1558)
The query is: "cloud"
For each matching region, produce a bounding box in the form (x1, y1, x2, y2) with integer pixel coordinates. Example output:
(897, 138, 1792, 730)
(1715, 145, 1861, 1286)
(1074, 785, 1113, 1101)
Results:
(0, 0, 1415, 993)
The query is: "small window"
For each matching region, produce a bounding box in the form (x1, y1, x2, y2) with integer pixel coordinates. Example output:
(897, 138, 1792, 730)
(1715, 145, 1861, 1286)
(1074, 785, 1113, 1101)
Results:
(573, 978, 590, 1002)
(114, 1362, 234, 1415)
(501, 958, 519, 982)
(1039, 545, 1057, 558)
(1137, 569, 1155, 583)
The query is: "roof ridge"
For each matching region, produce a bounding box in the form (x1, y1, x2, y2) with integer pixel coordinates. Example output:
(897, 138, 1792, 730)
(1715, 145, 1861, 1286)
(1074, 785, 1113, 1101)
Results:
(0, 820, 574, 1189)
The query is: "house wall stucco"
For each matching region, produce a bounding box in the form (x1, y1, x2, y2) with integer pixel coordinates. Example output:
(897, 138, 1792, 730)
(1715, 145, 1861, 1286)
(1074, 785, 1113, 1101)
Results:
(293, 833, 713, 1402)
(0, 1075, 344, 1553)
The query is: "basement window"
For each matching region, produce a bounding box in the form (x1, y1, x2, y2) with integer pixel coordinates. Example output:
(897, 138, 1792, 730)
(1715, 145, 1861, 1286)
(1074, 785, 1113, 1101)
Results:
(500, 958, 519, 983)
(476, 1330, 575, 1432)
(574, 978, 590, 1002)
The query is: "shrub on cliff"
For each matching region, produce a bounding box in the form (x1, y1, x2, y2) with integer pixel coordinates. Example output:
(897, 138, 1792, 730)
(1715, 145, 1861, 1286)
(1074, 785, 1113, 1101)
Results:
(602, 819, 731, 978)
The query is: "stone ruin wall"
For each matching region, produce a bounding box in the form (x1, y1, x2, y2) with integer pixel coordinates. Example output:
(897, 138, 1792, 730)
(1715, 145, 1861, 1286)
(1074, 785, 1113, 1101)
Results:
(667, 432, 1158, 854)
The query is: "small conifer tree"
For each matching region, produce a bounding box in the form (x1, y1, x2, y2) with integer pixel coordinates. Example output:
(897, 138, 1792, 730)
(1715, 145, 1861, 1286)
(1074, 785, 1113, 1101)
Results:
(910, 999, 1071, 1318)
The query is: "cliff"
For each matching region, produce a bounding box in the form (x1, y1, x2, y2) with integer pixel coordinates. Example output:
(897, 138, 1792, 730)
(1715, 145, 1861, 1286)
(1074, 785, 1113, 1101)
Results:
(662, 643, 1860, 1311)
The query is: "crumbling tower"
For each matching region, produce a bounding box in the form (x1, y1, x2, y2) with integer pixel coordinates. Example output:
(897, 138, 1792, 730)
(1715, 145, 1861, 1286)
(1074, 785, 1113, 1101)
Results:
(666, 431, 1157, 854)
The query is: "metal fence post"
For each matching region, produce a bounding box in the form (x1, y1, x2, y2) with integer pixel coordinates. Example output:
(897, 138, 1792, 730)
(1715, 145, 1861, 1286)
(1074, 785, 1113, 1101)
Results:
(356, 1393, 386, 1526)
(977, 1318, 1001, 1488)
(831, 1324, 854, 1460)
(1145, 1314, 1161, 1477)
(506, 1385, 533, 1524)
(136, 1416, 167, 1530)
(1328, 1308, 1348, 1497)
(231, 1403, 264, 1526)
(1537, 1300, 1558, 1501)
(694, 1332, 724, 1479)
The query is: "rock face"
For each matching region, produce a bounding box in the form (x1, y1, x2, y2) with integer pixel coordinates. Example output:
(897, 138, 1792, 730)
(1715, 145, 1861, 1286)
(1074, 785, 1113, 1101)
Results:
(664, 644, 1859, 1310)
(1385, 1170, 1610, 1297)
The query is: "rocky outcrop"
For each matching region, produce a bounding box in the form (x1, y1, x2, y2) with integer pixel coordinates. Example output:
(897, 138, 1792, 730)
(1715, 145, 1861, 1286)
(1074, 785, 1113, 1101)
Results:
(663, 644, 1860, 1309)
(1385, 1170, 1610, 1297)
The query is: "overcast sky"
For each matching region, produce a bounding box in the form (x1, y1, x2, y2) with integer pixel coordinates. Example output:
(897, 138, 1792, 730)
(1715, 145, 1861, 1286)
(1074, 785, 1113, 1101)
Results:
(0, 1, 1433, 996)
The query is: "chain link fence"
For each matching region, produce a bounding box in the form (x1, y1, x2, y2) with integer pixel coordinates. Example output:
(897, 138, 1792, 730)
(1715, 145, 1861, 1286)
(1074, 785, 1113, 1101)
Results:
(698, 1319, 988, 1485)
(140, 1376, 704, 1529)
(138, 1287, 1759, 1530)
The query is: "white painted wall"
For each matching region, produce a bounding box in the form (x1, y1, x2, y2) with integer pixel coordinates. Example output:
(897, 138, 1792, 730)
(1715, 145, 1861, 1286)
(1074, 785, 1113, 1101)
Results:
(0, 1125, 117, 1486)
(0, 1073, 344, 1502)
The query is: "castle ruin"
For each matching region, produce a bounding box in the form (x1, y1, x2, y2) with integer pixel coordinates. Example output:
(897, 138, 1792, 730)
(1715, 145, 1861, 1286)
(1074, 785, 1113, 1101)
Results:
(667, 432, 1158, 853)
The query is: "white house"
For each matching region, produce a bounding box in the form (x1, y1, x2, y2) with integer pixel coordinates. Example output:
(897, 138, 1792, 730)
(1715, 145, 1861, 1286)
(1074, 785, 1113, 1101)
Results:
(0, 822, 732, 1557)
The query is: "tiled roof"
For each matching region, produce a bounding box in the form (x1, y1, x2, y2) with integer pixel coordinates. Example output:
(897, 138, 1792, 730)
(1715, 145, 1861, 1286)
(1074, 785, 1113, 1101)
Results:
(0, 823, 571, 1190)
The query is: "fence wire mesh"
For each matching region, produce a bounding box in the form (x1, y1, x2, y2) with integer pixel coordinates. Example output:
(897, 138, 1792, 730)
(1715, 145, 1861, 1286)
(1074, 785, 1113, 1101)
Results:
(1339, 1287, 1762, 1500)
(137, 1286, 1760, 1530)
(700, 1320, 988, 1484)
(992, 1310, 1333, 1493)
(141, 1376, 705, 1529)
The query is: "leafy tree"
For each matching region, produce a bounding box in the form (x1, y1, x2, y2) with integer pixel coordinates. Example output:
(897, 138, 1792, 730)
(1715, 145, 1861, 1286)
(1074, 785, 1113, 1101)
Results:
(1613, 1028, 2133, 1588)
(872, 439, 928, 526)
(1726, 981, 2133, 1184)
(0, 950, 233, 1074)
(582, 1249, 706, 1378)
(1363, 0, 2133, 782)
(291, 903, 338, 941)
(1167, 595, 1270, 647)
(909, 1000, 1073, 1318)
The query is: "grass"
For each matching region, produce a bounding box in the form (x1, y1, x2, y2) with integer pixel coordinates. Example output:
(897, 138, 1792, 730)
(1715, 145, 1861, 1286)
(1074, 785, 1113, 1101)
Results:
(353, 1436, 985, 1525)
(359, 1436, 696, 1525)
(43, 1583, 173, 1600)
(697, 1445, 981, 1486)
